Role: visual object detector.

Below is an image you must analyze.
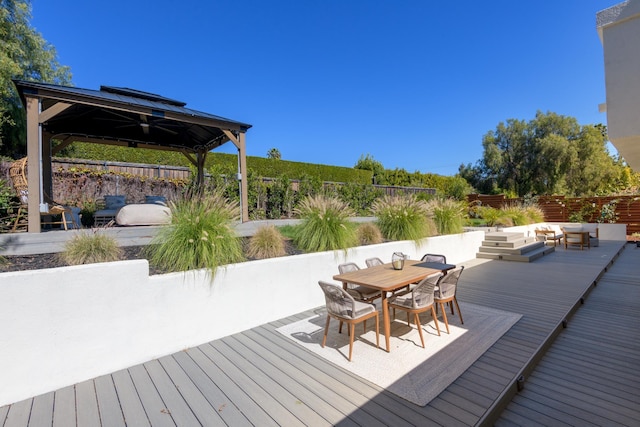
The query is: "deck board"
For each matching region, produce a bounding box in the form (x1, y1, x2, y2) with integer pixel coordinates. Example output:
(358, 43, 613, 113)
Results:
(110, 370, 151, 427)
(4, 240, 640, 426)
(143, 359, 201, 426)
(52, 386, 75, 427)
(75, 380, 101, 426)
(26, 392, 53, 427)
(3, 398, 30, 427)
(127, 364, 175, 427)
(94, 375, 126, 427)
(170, 351, 253, 427)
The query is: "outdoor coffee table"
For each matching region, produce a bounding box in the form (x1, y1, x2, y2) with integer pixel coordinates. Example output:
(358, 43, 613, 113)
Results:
(333, 260, 454, 352)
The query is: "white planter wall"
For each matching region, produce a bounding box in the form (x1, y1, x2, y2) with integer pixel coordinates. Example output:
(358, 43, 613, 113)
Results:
(0, 231, 484, 407)
(504, 222, 627, 241)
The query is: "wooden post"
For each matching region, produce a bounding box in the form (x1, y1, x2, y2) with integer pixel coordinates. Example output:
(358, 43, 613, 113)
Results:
(25, 96, 41, 233)
(238, 132, 249, 222)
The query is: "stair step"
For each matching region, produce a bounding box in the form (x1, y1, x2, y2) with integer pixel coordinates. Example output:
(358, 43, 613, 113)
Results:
(479, 241, 546, 255)
(481, 236, 538, 248)
(477, 245, 555, 262)
(476, 231, 555, 262)
(484, 232, 526, 242)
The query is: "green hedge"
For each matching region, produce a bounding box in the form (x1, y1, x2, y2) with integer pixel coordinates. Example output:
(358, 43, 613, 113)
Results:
(62, 142, 372, 184)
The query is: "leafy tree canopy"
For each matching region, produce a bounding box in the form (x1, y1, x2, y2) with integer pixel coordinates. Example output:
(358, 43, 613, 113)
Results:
(266, 147, 281, 160)
(459, 111, 635, 197)
(354, 153, 384, 183)
(0, 0, 72, 157)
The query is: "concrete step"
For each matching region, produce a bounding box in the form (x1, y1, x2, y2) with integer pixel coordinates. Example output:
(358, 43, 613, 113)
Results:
(483, 232, 526, 242)
(479, 241, 546, 255)
(477, 245, 555, 262)
(481, 236, 538, 248)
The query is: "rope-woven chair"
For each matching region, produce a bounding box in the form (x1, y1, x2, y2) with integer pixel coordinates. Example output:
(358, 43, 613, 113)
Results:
(365, 257, 384, 267)
(388, 273, 441, 348)
(421, 253, 447, 264)
(318, 281, 379, 361)
(8, 157, 76, 231)
(434, 266, 465, 334)
(337, 262, 382, 303)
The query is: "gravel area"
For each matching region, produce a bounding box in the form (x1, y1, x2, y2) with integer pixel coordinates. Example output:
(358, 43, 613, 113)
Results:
(0, 240, 302, 275)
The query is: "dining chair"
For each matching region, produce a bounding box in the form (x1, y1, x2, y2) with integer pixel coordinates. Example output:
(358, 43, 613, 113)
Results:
(388, 273, 441, 348)
(434, 266, 465, 334)
(365, 257, 384, 267)
(421, 253, 447, 263)
(337, 263, 382, 303)
(318, 281, 379, 361)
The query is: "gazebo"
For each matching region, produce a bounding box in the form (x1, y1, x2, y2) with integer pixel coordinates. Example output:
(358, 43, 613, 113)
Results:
(12, 80, 252, 232)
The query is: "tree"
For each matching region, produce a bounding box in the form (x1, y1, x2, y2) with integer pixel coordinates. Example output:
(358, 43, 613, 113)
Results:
(460, 111, 622, 197)
(354, 154, 384, 184)
(0, 0, 72, 157)
(266, 148, 281, 160)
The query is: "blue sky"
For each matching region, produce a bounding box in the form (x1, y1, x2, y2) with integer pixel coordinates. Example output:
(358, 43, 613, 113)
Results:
(30, 0, 616, 176)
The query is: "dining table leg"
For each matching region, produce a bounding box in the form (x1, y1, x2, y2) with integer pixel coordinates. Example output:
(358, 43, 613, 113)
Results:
(381, 292, 391, 352)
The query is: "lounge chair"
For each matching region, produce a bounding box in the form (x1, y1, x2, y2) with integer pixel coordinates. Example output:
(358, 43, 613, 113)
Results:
(8, 157, 79, 231)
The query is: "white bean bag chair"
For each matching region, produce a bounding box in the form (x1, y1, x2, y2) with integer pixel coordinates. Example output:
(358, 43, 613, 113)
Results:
(116, 203, 171, 226)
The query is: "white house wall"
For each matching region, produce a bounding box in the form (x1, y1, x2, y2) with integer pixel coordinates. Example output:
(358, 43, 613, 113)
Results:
(597, 0, 640, 170)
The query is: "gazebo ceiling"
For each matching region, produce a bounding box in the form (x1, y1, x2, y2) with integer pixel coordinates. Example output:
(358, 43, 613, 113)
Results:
(12, 80, 252, 153)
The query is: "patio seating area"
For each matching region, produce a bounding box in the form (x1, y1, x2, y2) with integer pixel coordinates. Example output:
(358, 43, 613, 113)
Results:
(1, 236, 637, 426)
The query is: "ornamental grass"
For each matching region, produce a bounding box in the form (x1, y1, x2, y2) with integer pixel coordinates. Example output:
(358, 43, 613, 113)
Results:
(293, 194, 357, 252)
(246, 225, 287, 259)
(146, 191, 244, 274)
(427, 198, 466, 235)
(372, 194, 434, 241)
(60, 231, 123, 265)
(356, 222, 384, 245)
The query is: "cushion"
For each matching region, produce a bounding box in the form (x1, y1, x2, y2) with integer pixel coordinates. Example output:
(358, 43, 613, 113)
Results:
(145, 195, 167, 206)
(63, 207, 82, 229)
(582, 223, 598, 237)
(563, 226, 582, 233)
(116, 203, 171, 226)
(104, 195, 126, 210)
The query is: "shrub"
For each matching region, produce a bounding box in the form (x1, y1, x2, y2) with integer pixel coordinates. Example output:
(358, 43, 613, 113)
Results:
(293, 194, 357, 252)
(356, 222, 384, 245)
(427, 198, 465, 235)
(59, 231, 123, 265)
(146, 191, 244, 274)
(372, 194, 434, 241)
(246, 225, 286, 259)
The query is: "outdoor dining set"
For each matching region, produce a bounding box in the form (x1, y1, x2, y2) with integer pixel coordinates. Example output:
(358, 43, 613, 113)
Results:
(319, 253, 465, 361)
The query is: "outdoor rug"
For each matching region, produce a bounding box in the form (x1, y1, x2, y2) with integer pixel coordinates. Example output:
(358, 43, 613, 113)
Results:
(276, 302, 522, 406)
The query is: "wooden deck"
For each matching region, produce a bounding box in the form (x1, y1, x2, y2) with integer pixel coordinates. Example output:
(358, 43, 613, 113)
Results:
(1, 241, 638, 426)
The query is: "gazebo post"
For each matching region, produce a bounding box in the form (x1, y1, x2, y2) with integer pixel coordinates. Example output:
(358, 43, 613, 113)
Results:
(196, 150, 207, 188)
(25, 96, 42, 233)
(238, 132, 249, 222)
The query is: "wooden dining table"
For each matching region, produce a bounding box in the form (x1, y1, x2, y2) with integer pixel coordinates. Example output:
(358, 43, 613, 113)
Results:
(333, 260, 456, 352)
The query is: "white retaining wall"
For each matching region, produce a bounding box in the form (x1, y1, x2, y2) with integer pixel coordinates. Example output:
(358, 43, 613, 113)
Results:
(503, 222, 627, 241)
(0, 231, 484, 407)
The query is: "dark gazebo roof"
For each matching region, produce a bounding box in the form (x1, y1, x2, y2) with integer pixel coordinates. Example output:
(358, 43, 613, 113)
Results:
(12, 80, 252, 231)
(13, 80, 252, 153)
